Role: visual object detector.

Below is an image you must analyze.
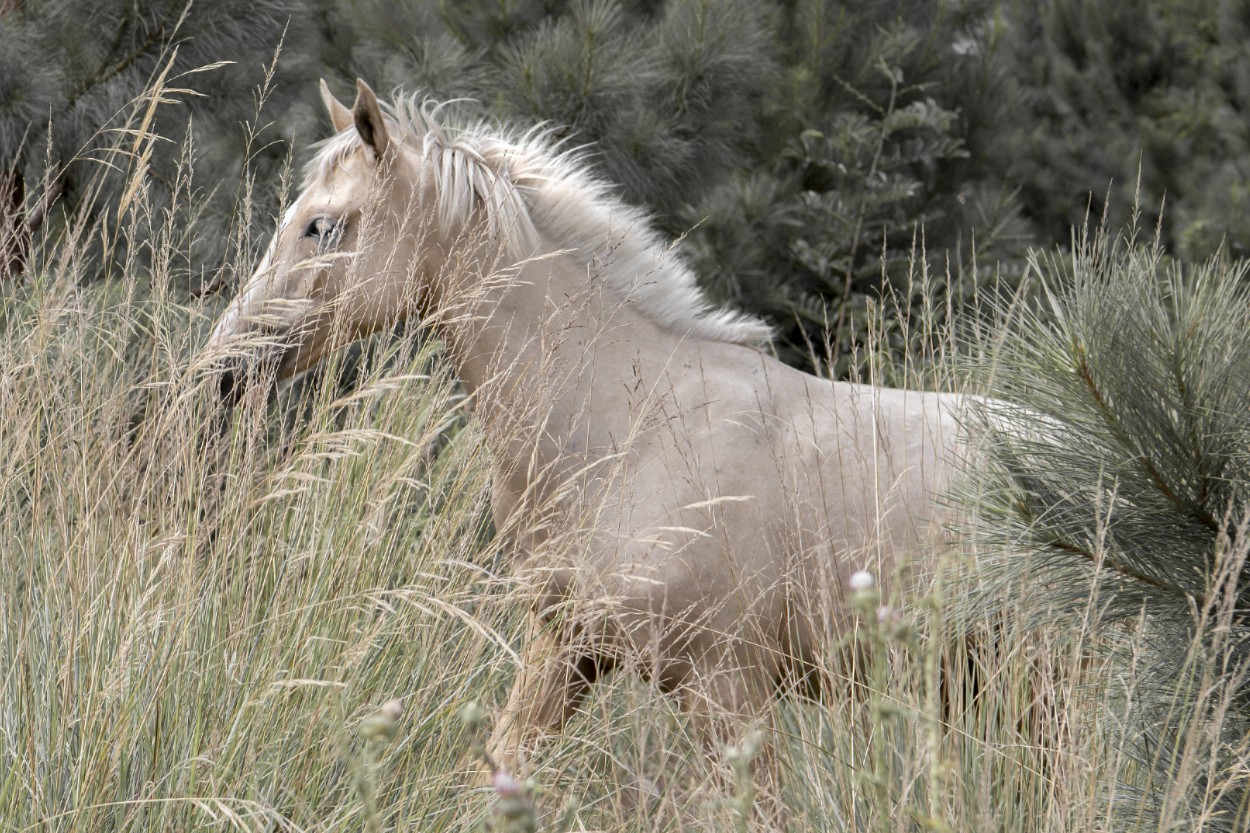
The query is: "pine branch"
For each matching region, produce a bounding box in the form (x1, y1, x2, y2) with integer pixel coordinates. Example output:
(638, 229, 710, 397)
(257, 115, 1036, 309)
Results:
(832, 67, 896, 368)
(963, 237, 1250, 828)
(66, 20, 169, 111)
(1073, 349, 1221, 534)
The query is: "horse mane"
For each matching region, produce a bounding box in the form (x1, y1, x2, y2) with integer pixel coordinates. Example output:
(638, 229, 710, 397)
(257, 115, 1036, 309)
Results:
(305, 94, 773, 346)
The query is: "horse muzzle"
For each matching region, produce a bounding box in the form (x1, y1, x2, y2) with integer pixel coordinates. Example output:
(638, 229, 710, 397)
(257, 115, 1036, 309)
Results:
(213, 345, 292, 408)
(208, 313, 328, 408)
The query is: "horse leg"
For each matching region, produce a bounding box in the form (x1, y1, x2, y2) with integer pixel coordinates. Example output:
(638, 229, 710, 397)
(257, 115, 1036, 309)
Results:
(480, 614, 604, 783)
(680, 650, 784, 830)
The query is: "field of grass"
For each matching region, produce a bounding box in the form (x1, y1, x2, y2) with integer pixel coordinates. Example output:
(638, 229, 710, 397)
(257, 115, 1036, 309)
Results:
(2, 79, 1248, 833)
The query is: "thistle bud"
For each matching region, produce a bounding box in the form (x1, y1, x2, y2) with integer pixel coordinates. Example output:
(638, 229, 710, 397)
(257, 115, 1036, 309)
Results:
(492, 769, 521, 799)
(460, 702, 487, 733)
(360, 698, 404, 740)
(850, 570, 880, 618)
(491, 768, 536, 833)
(849, 570, 875, 591)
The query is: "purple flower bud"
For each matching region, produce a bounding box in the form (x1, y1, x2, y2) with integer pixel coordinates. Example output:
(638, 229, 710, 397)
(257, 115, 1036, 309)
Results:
(493, 769, 521, 799)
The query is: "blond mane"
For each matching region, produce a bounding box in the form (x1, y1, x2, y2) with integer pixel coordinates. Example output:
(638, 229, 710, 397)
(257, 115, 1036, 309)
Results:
(305, 95, 772, 346)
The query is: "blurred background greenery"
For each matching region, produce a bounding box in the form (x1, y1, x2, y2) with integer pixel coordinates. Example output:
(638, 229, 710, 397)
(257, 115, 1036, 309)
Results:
(5, 0, 1250, 372)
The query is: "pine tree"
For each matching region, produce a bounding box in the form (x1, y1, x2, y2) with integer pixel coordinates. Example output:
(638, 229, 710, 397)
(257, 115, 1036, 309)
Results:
(962, 230, 1250, 829)
(6, 0, 1020, 368)
(985, 0, 1250, 262)
(315, 0, 776, 233)
(0, 0, 1033, 365)
(12, 0, 1250, 380)
(680, 2, 995, 372)
(0, 0, 301, 280)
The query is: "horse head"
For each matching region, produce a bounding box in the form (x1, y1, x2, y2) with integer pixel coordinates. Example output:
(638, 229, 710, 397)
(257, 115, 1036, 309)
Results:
(207, 80, 438, 404)
(205, 79, 768, 406)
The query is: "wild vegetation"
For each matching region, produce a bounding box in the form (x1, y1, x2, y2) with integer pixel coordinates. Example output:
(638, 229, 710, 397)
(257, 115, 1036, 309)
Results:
(9, 0, 1250, 367)
(3, 1, 1250, 831)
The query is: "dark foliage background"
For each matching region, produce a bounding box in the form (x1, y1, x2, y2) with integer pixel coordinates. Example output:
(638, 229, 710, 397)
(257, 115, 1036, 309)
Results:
(3, 0, 1250, 369)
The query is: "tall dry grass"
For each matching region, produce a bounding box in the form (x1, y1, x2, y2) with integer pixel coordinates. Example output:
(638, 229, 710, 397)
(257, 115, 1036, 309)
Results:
(2, 64, 1247, 833)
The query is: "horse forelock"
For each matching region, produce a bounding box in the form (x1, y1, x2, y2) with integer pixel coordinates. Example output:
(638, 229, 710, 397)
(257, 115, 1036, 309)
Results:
(302, 93, 772, 346)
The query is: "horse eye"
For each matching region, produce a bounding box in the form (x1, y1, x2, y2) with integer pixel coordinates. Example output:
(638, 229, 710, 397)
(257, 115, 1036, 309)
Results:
(304, 216, 338, 240)
(303, 216, 344, 254)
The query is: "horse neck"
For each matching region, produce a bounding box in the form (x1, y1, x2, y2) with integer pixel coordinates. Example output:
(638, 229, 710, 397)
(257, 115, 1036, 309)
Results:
(437, 234, 676, 461)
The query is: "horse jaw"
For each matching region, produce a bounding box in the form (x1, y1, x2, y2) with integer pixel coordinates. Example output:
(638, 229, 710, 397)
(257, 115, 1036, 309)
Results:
(204, 245, 320, 405)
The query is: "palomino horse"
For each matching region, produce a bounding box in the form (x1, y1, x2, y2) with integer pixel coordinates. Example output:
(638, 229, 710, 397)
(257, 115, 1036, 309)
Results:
(205, 79, 965, 801)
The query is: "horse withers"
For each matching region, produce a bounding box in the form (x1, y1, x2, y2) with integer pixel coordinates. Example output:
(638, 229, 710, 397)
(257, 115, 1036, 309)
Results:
(202, 78, 966, 807)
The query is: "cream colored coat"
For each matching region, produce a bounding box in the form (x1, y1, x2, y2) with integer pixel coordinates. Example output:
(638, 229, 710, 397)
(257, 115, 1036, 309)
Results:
(204, 80, 965, 794)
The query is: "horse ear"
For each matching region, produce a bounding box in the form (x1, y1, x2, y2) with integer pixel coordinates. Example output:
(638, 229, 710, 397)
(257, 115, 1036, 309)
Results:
(352, 79, 391, 161)
(320, 79, 353, 133)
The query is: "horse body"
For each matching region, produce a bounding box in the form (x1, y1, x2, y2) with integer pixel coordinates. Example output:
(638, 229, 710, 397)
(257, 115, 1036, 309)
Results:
(204, 80, 965, 793)
(442, 232, 960, 729)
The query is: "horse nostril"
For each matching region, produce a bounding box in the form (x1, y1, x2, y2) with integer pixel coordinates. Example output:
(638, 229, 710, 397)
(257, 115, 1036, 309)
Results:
(215, 351, 287, 407)
(218, 366, 242, 406)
